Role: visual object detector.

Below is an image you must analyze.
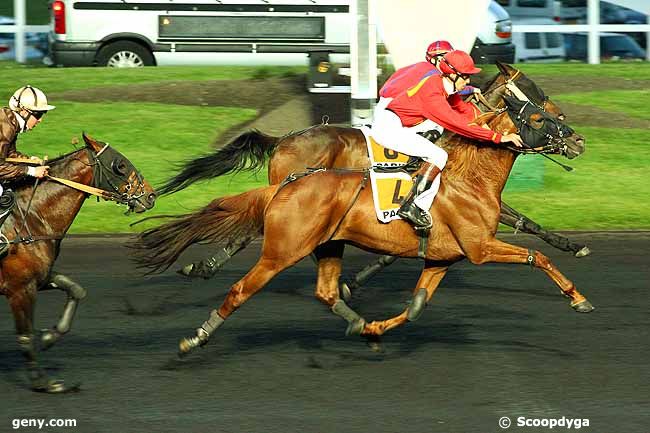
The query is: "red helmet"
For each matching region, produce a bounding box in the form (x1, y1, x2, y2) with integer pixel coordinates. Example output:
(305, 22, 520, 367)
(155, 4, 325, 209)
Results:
(425, 40, 454, 63)
(439, 50, 482, 76)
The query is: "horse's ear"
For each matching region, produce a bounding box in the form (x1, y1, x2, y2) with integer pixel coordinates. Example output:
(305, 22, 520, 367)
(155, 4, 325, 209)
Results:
(503, 94, 523, 109)
(82, 132, 103, 152)
(496, 61, 514, 77)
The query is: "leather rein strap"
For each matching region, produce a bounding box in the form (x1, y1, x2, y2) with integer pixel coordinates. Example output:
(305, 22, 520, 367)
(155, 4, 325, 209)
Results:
(5, 157, 117, 200)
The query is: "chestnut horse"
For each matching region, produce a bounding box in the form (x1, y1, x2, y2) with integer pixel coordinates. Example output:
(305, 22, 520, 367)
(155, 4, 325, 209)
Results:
(1, 134, 156, 392)
(161, 63, 589, 285)
(134, 96, 591, 357)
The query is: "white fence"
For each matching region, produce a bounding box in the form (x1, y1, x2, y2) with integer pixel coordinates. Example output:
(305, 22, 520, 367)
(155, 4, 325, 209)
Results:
(514, 0, 650, 63)
(3, 0, 49, 63)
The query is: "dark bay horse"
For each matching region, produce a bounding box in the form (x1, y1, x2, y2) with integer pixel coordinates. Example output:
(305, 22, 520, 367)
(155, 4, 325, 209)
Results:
(160, 63, 589, 285)
(134, 96, 591, 357)
(1, 133, 156, 392)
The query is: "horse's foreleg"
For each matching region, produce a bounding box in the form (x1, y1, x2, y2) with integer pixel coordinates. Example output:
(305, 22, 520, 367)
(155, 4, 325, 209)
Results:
(361, 261, 450, 337)
(178, 257, 288, 356)
(339, 255, 399, 301)
(38, 273, 87, 351)
(469, 239, 594, 312)
(500, 202, 590, 258)
(8, 288, 74, 393)
(178, 233, 256, 279)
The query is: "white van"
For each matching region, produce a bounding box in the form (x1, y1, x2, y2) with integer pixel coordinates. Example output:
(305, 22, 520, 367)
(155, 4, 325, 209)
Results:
(47, 0, 514, 67)
(512, 18, 565, 62)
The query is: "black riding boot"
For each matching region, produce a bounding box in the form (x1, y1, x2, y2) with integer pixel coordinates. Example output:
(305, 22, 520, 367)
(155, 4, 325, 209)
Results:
(397, 163, 441, 230)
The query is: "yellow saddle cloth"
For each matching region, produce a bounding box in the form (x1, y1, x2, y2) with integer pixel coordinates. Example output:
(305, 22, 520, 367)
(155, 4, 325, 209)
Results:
(360, 126, 414, 223)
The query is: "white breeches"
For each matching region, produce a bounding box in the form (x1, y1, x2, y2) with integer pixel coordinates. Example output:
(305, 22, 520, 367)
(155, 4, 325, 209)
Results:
(371, 105, 448, 213)
(370, 107, 447, 168)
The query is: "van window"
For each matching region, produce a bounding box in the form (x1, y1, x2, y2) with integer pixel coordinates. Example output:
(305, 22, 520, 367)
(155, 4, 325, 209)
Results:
(546, 33, 563, 48)
(525, 33, 542, 49)
(517, 0, 547, 7)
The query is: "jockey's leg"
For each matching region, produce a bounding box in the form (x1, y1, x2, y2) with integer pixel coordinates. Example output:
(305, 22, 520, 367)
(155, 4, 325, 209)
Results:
(396, 139, 448, 229)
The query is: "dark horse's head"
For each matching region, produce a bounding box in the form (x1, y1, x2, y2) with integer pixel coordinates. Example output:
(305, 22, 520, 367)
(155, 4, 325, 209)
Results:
(502, 95, 585, 159)
(82, 133, 157, 213)
(484, 62, 566, 121)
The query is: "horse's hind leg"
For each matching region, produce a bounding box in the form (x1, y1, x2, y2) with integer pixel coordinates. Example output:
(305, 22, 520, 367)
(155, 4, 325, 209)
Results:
(8, 287, 76, 393)
(178, 256, 293, 356)
(312, 241, 368, 336)
(178, 233, 256, 279)
(38, 273, 87, 351)
(500, 202, 590, 258)
(361, 261, 450, 337)
(340, 254, 398, 301)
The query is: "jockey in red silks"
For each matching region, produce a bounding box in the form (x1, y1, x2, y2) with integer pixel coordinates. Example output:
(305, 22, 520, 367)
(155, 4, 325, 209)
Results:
(371, 50, 523, 229)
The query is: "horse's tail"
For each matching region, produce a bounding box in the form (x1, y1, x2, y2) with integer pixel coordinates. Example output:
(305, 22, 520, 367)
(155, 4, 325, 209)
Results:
(157, 130, 281, 195)
(132, 185, 278, 273)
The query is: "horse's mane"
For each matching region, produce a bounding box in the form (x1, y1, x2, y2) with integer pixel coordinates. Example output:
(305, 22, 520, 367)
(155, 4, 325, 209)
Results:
(439, 112, 508, 183)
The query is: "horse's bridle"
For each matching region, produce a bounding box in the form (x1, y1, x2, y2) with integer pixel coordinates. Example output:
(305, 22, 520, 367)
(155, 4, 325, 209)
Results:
(88, 143, 147, 208)
(3, 145, 147, 245)
(503, 100, 570, 156)
(482, 69, 551, 115)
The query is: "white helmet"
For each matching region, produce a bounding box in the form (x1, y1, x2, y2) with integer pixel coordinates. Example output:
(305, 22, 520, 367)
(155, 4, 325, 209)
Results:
(9, 85, 56, 113)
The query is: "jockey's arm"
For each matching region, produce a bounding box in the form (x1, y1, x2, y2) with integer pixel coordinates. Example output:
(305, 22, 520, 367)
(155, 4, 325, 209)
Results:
(448, 93, 482, 121)
(0, 124, 30, 181)
(422, 93, 502, 144)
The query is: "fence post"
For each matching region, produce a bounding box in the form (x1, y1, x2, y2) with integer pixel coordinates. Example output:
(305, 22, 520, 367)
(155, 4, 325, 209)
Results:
(587, 0, 600, 64)
(350, 0, 377, 127)
(13, 0, 26, 63)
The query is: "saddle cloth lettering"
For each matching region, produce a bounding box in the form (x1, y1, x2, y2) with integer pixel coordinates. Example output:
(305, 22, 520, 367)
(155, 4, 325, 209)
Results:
(359, 126, 413, 223)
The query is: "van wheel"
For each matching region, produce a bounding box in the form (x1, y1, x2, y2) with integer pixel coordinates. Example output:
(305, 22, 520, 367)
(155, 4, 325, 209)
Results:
(96, 41, 154, 68)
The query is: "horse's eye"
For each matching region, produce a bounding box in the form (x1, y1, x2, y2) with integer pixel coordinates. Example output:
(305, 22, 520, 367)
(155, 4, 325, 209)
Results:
(530, 113, 545, 125)
(112, 159, 128, 176)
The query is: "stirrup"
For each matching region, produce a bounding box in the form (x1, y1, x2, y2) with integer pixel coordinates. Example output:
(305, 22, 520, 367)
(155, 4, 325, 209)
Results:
(0, 233, 9, 259)
(397, 201, 432, 230)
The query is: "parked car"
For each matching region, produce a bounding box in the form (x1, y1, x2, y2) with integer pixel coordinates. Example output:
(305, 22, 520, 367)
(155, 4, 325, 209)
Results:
(512, 18, 565, 62)
(563, 32, 646, 61)
(470, 1, 516, 64)
(0, 15, 48, 61)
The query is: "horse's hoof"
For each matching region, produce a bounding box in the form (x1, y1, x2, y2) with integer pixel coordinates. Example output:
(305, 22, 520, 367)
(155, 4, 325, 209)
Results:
(177, 264, 195, 277)
(40, 328, 60, 351)
(574, 246, 591, 258)
(406, 288, 427, 322)
(33, 379, 80, 394)
(178, 337, 196, 357)
(365, 336, 384, 353)
(339, 282, 352, 302)
(345, 318, 366, 337)
(571, 299, 595, 313)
